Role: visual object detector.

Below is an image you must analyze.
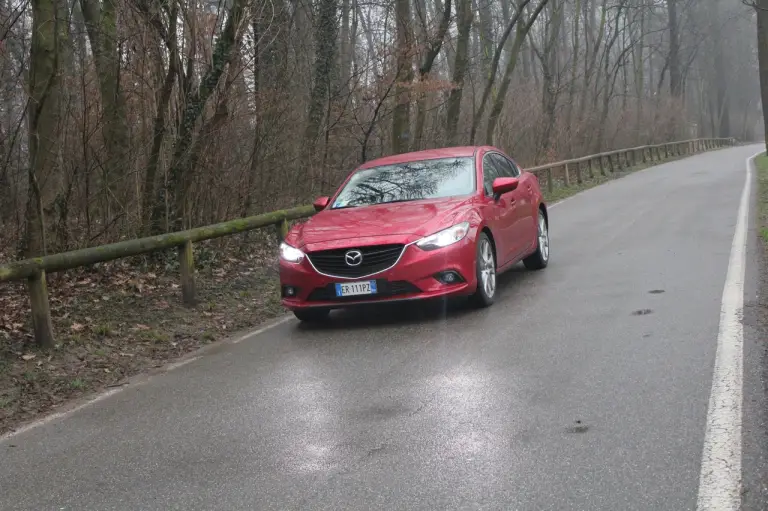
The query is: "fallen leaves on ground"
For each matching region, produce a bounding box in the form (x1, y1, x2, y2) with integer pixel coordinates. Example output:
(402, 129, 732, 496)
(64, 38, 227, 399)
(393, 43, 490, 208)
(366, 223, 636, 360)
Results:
(0, 234, 285, 434)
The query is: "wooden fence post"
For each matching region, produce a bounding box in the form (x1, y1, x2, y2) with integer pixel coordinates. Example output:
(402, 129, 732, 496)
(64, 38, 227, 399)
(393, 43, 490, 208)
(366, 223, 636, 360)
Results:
(275, 219, 289, 241)
(609, 154, 615, 173)
(563, 164, 571, 187)
(575, 162, 582, 185)
(599, 156, 606, 176)
(547, 168, 553, 193)
(28, 271, 55, 348)
(179, 241, 196, 306)
(587, 159, 594, 179)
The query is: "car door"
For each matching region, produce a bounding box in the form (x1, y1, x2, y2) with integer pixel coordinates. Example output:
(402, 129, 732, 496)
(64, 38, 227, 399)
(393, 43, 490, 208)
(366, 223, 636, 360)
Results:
(482, 153, 516, 267)
(491, 153, 535, 259)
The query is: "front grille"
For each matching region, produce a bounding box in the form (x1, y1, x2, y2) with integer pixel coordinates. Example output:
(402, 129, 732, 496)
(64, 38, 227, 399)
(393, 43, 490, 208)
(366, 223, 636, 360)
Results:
(306, 244, 405, 278)
(306, 280, 421, 302)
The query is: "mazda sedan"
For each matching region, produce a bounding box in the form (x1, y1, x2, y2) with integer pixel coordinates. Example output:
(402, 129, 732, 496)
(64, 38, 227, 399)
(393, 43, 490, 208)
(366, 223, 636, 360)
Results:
(278, 146, 549, 322)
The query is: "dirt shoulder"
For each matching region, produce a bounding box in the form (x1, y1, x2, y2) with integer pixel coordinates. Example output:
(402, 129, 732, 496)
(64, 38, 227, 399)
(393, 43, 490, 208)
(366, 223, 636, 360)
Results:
(743, 152, 768, 510)
(0, 232, 284, 434)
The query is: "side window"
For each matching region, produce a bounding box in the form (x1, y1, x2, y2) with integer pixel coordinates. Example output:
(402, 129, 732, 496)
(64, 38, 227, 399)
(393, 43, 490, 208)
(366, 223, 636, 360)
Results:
(492, 153, 520, 178)
(482, 154, 501, 195)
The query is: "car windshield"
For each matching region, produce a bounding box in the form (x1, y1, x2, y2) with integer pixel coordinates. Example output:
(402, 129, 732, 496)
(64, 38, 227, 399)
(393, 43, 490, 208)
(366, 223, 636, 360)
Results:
(330, 156, 475, 209)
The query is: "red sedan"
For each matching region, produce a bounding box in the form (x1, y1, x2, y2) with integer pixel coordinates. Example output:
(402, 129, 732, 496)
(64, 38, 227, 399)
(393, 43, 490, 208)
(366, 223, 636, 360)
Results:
(279, 146, 550, 322)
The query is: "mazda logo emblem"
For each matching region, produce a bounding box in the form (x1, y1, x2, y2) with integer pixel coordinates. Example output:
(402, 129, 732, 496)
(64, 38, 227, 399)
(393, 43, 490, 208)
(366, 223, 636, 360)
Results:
(345, 250, 363, 267)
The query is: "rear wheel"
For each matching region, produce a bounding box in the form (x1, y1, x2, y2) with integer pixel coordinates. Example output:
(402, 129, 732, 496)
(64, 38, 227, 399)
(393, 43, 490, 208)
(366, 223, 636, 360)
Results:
(470, 232, 496, 308)
(523, 209, 549, 270)
(293, 308, 330, 322)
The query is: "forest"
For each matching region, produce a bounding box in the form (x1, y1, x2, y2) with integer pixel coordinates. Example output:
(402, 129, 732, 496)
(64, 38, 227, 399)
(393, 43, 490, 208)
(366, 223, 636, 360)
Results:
(0, 0, 762, 257)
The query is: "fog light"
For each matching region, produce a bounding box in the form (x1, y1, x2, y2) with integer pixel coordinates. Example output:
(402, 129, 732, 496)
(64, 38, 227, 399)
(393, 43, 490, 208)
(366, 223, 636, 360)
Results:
(282, 286, 298, 297)
(435, 270, 464, 284)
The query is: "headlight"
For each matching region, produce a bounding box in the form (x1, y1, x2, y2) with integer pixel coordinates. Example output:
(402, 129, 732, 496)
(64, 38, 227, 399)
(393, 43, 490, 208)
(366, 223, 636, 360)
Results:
(279, 242, 305, 263)
(416, 222, 470, 251)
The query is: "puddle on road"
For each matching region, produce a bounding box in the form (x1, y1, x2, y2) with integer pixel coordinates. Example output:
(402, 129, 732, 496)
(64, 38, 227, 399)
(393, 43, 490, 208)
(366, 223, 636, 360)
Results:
(632, 309, 654, 316)
(648, 289, 665, 294)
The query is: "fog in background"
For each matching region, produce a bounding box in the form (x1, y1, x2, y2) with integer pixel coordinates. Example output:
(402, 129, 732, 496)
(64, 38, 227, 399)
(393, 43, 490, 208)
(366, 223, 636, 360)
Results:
(0, 0, 763, 258)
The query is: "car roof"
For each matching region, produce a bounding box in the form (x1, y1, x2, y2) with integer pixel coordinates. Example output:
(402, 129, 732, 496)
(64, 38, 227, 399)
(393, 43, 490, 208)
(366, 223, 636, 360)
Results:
(357, 146, 488, 170)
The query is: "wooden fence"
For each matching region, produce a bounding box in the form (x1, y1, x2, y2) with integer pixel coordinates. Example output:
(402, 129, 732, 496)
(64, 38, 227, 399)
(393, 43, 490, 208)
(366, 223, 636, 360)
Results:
(0, 137, 737, 347)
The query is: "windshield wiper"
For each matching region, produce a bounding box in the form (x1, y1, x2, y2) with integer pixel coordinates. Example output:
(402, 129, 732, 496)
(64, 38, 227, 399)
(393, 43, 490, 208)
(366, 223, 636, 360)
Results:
(331, 198, 424, 210)
(380, 198, 422, 205)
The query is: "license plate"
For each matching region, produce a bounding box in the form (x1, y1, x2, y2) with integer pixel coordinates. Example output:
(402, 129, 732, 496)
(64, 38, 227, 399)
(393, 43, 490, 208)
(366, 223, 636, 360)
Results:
(335, 281, 378, 297)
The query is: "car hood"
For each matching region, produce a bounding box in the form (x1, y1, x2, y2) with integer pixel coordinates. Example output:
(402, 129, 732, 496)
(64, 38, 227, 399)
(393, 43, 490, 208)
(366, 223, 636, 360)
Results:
(290, 197, 474, 251)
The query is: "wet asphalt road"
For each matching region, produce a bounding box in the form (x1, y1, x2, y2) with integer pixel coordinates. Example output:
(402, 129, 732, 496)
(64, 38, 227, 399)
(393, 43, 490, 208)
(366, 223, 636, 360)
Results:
(1, 145, 765, 510)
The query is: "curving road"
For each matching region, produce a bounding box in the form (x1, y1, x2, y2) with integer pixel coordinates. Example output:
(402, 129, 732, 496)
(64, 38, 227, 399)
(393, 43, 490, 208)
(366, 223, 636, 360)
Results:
(2, 144, 767, 510)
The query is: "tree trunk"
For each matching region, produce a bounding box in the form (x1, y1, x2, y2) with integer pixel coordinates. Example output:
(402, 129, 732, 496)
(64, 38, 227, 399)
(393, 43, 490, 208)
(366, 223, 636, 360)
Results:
(139, 1, 179, 234)
(304, 0, 338, 151)
(79, 0, 129, 198)
(534, 0, 562, 158)
(469, 0, 535, 144)
(667, 0, 682, 97)
(564, 0, 580, 155)
(391, 0, 414, 154)
(339, 0, 351, 96)
(445, 0, 473, 146)
(150, 0, 250, 233)
(475, 0, 494, 87)
(485, 0, 548, 146)
(23, 0, 64, 258)
(412, 0, 452, 150)
(757, 0, 768, 153)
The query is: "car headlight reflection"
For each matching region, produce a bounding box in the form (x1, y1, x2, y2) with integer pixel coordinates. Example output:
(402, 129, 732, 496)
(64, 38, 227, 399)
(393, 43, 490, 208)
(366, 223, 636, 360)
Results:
(416, 222, 470, 251)
(279, 242, 305, 263)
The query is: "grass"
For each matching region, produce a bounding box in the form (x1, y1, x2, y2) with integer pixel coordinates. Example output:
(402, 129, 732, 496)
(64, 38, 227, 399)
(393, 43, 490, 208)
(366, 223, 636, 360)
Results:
(755, 153, 768, 246)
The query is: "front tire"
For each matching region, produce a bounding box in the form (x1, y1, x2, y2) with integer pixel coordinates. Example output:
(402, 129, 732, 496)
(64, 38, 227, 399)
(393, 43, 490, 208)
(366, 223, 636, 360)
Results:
(523, 209, 549, 270)
(293, 308, 330, 322)
(470, 232, 496, 308)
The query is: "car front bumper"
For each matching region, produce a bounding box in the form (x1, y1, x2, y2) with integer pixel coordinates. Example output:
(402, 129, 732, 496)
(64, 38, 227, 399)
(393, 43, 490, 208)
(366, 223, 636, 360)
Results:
(279, 237, 478, 310)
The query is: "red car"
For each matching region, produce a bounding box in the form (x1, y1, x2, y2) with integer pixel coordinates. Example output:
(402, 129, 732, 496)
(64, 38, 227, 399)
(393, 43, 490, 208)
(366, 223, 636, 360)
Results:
(279, 146, 549, 322)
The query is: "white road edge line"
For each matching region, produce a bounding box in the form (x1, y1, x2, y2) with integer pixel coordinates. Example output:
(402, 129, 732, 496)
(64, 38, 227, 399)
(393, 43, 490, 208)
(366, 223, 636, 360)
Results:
(232, 315, 293, 343)
(0, 314, 295, 443)
(695, 149, 761, 510)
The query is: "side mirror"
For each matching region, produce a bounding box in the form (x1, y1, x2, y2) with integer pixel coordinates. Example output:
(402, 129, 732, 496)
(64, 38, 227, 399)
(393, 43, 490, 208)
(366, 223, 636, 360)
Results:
(313, 196, 330, 211)
(491, 177, 519, 198)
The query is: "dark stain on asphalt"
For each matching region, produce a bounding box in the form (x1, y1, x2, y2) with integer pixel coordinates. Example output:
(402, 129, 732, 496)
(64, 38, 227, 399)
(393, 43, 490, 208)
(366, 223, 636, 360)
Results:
(356, 403, 412, 421)
(363, 445, 389, 460)
(632, 309, 654, 316)
(642, 333, 652, 338)
(565, 420, 589, 434)
(648, 289, 665, 294)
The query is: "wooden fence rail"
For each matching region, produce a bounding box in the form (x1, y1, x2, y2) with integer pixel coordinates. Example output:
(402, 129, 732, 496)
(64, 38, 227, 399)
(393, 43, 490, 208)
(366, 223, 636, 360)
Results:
(0, 137, 737, 347)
